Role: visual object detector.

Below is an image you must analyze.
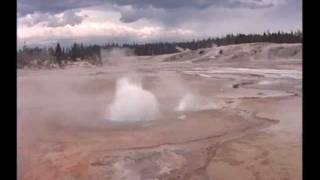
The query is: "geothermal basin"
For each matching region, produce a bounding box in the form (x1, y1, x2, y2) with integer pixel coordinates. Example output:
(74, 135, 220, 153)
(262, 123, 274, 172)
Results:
(18, 43, 302, 180)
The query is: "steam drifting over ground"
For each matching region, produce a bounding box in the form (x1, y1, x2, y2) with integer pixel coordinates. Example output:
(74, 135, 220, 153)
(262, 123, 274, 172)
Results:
(176, 93, 217, 112)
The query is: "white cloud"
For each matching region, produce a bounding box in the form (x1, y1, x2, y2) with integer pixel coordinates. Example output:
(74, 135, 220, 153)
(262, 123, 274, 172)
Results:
(19, 10, 87, 27)
(17, 18, 196, 46)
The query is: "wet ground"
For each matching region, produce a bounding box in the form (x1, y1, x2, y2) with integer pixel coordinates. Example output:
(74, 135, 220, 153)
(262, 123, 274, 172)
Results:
(18, 43, 302, 180)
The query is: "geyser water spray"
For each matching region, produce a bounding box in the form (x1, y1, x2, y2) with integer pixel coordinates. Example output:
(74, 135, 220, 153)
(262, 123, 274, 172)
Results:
(107, 77, 159, 122)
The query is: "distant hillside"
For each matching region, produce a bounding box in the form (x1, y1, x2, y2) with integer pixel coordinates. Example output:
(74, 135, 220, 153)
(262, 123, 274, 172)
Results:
(121, 30, 302, 56)
(17, 30, 302, 69)
(163, 43, 302, 63)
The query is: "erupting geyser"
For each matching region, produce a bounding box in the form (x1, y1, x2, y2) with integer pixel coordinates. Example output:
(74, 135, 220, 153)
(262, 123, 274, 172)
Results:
(107, 77, 159, 122)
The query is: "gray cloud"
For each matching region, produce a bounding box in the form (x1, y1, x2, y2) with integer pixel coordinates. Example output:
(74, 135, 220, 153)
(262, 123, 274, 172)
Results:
(113, 0, 286, 23)
(117, 6, 165, 23)
(109, 0, 282, 10)
(17, 0, 104, 16)
(18, 0, 283, 17)
(112, 0, 217, 9)
(49, 10, 87, 27)
(17, 0, 297, 26)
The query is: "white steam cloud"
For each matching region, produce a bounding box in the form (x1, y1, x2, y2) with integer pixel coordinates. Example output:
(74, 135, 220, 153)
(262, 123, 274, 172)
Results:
(176, 93, 216, 112)
(107, 77, 159, 122)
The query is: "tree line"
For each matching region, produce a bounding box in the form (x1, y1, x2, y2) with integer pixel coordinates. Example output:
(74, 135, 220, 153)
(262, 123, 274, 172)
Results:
(17, 30, 302, 68)
(123, 30, 302, 55)
(17, 43, 102, 68)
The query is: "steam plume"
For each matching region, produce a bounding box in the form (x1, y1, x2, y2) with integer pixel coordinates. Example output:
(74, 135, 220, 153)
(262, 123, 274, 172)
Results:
(107, 77, 159, 122)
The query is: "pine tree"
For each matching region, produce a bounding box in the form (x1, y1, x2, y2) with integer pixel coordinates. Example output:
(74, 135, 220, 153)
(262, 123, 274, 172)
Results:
(71, 43, 79, 61)
(55, 43, 62, 65)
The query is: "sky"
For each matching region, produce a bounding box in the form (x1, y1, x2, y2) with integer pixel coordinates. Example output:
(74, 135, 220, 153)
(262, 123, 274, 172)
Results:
(17, 0, 302, 47)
